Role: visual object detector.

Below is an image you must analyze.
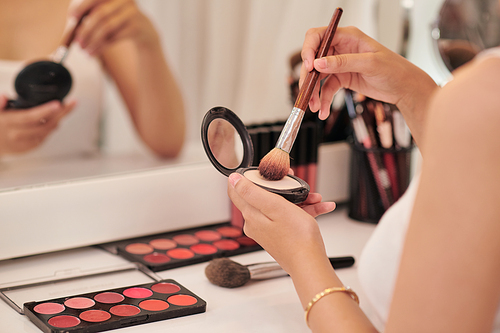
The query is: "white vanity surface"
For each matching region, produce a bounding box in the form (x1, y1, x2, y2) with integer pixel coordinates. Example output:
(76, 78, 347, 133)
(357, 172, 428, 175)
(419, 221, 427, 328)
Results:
(0, 206, 383, 332)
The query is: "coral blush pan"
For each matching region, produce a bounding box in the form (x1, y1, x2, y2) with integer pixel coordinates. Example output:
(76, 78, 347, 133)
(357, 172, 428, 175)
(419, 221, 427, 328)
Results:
(115, 222, 261, 272)
(23, 279, 206, 333)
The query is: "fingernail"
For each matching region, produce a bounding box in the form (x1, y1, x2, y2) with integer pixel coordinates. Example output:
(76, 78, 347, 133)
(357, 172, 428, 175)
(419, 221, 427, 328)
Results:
(314, 58, 327, 69)
(49, 101, 61, 110)
(229, 173, 243, 188)
(304, 59, 310, 70)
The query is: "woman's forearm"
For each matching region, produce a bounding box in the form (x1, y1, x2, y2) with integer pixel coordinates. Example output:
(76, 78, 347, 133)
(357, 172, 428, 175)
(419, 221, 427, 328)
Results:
(101, 29, 186, 158)
(289, 253, 378, 332)
(132, 36, 186, 157)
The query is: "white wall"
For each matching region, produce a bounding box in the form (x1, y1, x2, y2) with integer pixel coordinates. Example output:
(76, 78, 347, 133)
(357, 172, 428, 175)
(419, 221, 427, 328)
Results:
(102, 0, 382, 154)
(104, 0, 451, 157)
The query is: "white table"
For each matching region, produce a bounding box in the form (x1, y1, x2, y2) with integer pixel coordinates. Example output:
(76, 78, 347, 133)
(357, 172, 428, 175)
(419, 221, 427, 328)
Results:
(0, 206, 381, 332)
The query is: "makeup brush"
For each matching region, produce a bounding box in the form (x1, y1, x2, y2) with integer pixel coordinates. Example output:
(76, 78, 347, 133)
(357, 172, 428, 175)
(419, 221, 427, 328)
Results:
(258, 7, 343, 181)
(6, 13, 88, 110)
(205, 256, 355, 288)
(52, 14, 87, 63)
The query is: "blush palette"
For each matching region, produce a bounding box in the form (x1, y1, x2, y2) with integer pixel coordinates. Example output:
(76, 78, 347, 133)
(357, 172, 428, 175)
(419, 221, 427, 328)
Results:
(24, 279, 206, 333)
(114, 222, 261, 271)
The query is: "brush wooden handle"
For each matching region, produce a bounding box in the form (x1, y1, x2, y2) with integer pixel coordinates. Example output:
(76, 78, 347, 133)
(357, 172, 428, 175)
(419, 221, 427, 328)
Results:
(294, 7, 343, 111)
(60, 12, 89, 48)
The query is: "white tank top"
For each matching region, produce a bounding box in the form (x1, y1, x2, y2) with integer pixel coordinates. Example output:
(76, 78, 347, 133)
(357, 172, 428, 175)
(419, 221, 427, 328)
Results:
(0, 44, 104, 161)
(357, 48, 500, 331)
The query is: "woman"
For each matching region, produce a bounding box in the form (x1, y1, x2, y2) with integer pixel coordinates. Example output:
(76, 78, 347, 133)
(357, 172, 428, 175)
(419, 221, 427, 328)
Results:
(0, 0, 185, 158)
(228, 25, 500, 332)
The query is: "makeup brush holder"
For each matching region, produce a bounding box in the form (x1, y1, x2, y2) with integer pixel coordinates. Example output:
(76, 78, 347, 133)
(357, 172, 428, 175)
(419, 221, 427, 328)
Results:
(348, 142, 413, 223)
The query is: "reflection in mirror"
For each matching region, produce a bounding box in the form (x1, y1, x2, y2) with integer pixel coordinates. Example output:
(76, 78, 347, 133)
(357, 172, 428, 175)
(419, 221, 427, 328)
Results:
(207, 119, 243, 170)
(0, 0, 382, 194)
(433, 0, 500, 72)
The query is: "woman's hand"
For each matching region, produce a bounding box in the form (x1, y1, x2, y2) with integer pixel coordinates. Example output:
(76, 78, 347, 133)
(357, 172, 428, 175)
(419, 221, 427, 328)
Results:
(301, 26, 437, 144)
(67, 0, 159, 56)
(0, 95, 76, 155)
(227, 172, 335, 274)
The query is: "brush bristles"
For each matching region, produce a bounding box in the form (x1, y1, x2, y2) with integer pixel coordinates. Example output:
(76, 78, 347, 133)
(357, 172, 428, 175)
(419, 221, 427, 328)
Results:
(205, 258, 251, 288)
(258, 148, 290, 181)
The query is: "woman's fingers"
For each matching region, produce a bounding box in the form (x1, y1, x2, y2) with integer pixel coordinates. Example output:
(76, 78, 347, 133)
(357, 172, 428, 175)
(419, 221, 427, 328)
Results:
(82, 2, 133, 54)
(301, 27, 327, 72)
(6, 101, 62, 127)
(228, 173, 295, 221)
(301, 202, 336, 218)
(0, 99, 77, 154)
(298, 192, 336, 218)
(70, 0, 155, 55)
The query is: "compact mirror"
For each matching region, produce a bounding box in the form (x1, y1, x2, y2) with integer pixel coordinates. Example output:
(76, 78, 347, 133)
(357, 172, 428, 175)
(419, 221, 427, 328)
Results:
(207, 118, 245, 171)
(201, 106, 309, 204)
(432, 0, 500, 73)
(7, 60, 72, 109)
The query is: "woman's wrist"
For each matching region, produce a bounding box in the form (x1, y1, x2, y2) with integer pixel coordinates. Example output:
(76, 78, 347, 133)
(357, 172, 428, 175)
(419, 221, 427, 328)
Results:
(288, 252, 343, 308)
(132, 14, 162, 50)
(396, 67, 439, 145)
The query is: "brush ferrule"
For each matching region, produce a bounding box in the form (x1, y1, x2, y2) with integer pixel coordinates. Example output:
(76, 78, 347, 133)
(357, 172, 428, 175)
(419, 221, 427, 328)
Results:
(275, 107, 305, 153)
(52, 46, 69, 64)
(247, 262, 288, 280)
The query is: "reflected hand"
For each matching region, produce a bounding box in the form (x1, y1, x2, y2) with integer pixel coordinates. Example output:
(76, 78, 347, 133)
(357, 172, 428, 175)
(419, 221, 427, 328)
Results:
(68, 0, 160, 56)
(0, 95, 76, 155)
(300, 26, 437, 120)
(227, 172, 335, 274)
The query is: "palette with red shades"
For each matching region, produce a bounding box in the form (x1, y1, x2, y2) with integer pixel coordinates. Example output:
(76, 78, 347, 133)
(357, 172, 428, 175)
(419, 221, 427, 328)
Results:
(23, 279, 206, 333)
(114, 222, 261, 271)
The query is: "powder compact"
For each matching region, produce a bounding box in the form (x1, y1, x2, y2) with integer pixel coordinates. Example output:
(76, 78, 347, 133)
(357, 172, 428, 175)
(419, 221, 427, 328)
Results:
(0, 247, 205, 333)
(113, 222, 261, 272)
(201, 106, 310, 204)
(7, 60, 72, 109)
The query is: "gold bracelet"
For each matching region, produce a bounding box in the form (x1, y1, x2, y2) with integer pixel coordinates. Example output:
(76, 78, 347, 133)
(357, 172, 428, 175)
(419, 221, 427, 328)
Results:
(304, 286, 359, 327)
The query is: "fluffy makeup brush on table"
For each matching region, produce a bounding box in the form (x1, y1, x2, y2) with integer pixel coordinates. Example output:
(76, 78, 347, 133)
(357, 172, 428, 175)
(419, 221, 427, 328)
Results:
(258, 7, 343, 181)
(205, 256, 355, 288)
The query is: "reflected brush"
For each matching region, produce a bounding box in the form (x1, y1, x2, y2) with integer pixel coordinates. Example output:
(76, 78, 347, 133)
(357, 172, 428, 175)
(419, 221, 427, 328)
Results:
(52, 13, 87, 63)
(205, 256, 354, 288)
(258, 7, 343, 180)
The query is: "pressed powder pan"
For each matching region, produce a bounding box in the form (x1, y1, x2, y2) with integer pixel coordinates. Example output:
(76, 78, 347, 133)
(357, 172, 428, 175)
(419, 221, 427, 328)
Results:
(201, 106, 310, 204)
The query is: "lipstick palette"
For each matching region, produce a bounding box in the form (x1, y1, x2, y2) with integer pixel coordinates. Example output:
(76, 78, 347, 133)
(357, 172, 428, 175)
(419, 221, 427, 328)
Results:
(23, 279, 206, 333)
(114, 222, 261, 271)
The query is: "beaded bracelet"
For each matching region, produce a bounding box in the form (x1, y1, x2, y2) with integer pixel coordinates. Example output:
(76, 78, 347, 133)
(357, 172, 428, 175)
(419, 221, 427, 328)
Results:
(304, 286, 359, 327)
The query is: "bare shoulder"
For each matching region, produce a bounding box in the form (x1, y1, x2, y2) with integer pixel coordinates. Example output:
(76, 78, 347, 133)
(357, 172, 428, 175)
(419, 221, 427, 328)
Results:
(423, 56, 500, 154)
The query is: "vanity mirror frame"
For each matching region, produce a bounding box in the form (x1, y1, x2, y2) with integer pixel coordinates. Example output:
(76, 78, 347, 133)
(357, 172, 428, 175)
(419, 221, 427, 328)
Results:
(0, 158, 230, 261)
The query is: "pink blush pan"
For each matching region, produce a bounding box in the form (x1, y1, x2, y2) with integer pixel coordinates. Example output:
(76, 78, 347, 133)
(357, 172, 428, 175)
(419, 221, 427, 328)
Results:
(115, 222, 261, 272)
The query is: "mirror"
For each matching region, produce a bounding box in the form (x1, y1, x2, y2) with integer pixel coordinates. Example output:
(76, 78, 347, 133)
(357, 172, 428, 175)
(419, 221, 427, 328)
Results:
(0, 0, 395, 194)
(432, 0, 500, 73)
(207, 119, 243, 170)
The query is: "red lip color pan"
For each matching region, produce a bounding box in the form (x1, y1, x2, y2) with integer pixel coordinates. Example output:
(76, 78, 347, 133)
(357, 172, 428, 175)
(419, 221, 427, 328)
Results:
(23, 279, 206, 333)
(115, 222, 260, 272)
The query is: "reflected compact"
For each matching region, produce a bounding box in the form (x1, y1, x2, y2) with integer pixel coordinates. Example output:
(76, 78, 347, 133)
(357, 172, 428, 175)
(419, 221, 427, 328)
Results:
(6, 60, 72, 109)
(114, 222, 261, 272)
(201, 106, 310, 204)
(5, 12, 82, 109)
